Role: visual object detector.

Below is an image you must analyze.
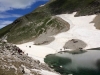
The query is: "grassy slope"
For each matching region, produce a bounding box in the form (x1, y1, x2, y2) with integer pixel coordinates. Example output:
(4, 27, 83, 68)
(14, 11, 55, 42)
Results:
(0, 24, 13, 38)
(0, 0, 100, 43)
(49, 0, 100, 15)
(7, 11, 50, 43)
(0, 2, 68, 44)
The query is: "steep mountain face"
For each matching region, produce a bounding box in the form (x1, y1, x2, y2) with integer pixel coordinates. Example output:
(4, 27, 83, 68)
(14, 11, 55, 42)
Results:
(49, 0, 100, 15)
(1, 0, 100, 44)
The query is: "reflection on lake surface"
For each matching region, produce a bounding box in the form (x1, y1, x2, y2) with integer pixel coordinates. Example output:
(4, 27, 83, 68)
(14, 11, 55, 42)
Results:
(44, 49, 100, 75)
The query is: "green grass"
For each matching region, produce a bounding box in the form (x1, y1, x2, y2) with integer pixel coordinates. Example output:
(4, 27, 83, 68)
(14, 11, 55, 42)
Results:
(49, 0, 100, 15)
(6, 15, 51, 43)
(0, 24, 13, 38)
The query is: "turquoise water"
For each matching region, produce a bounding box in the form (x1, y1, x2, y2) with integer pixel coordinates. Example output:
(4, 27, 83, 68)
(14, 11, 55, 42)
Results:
(44, 49, 100, 75)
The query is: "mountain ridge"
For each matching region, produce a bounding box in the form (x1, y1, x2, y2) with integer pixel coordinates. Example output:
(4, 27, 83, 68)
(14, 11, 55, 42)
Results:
(1, 0, 100, 44)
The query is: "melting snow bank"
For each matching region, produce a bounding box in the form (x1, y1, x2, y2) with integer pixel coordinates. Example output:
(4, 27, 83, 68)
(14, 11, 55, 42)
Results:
(32, 69, 60, 75)
(22, 65, 60, 75)
(56, 12, 100, 49)
(39, 4, 45, 7)
(45, 12, 100, 50)
(17, 12, 100, 63)
(17, 42, 57, 63)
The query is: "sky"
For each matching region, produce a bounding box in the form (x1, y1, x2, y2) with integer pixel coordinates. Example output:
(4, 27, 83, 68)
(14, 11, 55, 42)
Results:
(0, 0, 49, 29)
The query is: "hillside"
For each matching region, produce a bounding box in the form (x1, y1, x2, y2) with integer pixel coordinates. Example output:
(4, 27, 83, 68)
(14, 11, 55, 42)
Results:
(1, 0, 100, 75)
(0, 0, 100, 43)
(0, 40, 60, 75)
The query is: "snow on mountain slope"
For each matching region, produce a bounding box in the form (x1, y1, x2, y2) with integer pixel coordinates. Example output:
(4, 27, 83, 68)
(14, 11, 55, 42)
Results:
(17, 12, 100, 62)
(45, 12, 100, 50)
(32, 69, 60, 75)
(17, 42, 57, 63)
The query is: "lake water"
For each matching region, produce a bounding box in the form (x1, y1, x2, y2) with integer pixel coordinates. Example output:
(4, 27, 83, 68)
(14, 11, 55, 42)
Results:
(44, 49, 100, 75)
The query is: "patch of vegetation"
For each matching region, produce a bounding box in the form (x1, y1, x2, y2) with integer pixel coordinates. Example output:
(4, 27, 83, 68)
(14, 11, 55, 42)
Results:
(49, 0, 100, 15)
(7, 16, 51, 43)
(0, 24, 13, 38)
(35, 17, 51, 34)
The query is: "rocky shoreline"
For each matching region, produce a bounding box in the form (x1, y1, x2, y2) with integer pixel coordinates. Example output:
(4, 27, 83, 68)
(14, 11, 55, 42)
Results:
(0, 39, 59, 75)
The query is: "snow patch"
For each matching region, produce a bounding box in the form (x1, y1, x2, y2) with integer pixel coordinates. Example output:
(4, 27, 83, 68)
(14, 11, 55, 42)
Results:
(17, 12, 100, 63)
(40, 4, 45, 7)
(17, 42, 56, 63)
(45, 12, 100, 50)
(32, 69, 60, 75)
(21, 65, 33, 75)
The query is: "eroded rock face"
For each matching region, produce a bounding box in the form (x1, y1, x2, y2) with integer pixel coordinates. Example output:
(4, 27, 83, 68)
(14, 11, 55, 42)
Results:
(45, 49, 100, 75)
(0, 40, 58, 75)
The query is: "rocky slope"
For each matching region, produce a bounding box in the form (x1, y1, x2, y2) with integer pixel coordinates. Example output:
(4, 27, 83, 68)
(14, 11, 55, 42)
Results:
(0, 40, 60, 75)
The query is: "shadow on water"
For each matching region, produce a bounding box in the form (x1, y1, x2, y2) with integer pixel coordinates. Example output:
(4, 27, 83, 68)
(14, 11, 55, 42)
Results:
(44, 48, 100, 75)
(44, 54, 72, 74)
(58, 49, 87, 55)
(87, 47, 100, 50)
